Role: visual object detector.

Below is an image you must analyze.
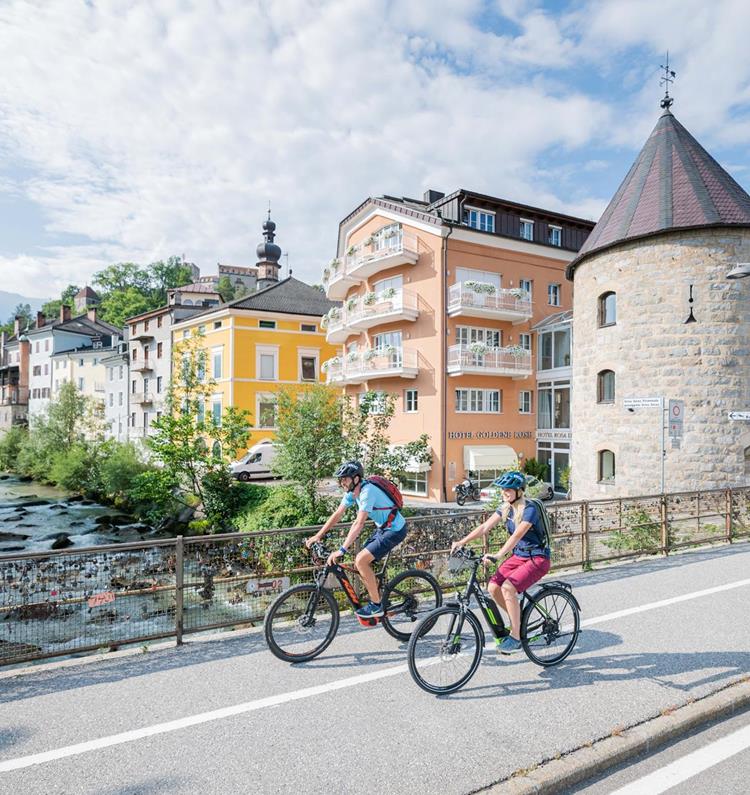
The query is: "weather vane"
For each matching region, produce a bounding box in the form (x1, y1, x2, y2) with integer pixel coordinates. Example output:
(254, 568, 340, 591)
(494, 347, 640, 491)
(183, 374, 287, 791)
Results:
(660, 52, 676, 109)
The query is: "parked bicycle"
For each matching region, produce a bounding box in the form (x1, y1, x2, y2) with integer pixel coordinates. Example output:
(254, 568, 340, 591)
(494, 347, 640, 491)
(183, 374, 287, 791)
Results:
(264, 541, 442, 662)
(407, 547, 580, 694)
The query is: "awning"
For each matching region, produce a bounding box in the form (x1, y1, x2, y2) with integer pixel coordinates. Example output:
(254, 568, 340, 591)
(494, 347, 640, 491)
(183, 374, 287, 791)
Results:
(463, 445, 518, 471)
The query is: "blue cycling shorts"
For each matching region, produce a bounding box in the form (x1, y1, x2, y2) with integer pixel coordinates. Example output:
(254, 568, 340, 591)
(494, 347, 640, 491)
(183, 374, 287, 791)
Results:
(363, 524, 407, 560)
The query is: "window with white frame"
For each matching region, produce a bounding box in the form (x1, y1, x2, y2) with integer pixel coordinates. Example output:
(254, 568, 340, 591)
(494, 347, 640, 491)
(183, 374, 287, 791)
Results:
(519, 390, 533, 414)
(520, 333, 531, 352)
(548, 283, 561, 306)
(118, 392, 123, 406)
(211, 398, 222, 426)
(598, 450, 615, 483)
(372, 331, 402, 350)
(463, 207, 495, 232)
(400, 471, 428, 496)
(405, 389, 418, 413)
(109, 367, 114, 382)
(299, 351, 318, 382)
(548, 225, 562, 246)
(212, 348, 223, 379)
(78, 377, 84, 390)
(519, 279, 532, 297)
(119, 365, 124, 380)
(197, 400, 205, 424)
(108, 393, 114, 407)
(455, 388, 501, 413)
(520, 219, 534, 241)
(373, 274, 403, 296)
(259, 319, 276, 329)
(301, 323, 317, 332)
(157, 376, 163, 393)
(455, 326, 501, 348)
(455, 268, 501, 290)
(257, 395, 277, 428)
(257, 346, 278, 380)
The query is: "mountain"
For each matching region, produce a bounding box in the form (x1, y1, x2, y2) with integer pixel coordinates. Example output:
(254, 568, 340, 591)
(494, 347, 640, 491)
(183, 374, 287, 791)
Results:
(0, 290, 48, 323)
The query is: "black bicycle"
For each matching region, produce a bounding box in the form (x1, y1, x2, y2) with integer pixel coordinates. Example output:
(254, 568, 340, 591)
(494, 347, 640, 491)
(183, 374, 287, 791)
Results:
(407, 547, 581, 694)
(264, 541, 442, 662)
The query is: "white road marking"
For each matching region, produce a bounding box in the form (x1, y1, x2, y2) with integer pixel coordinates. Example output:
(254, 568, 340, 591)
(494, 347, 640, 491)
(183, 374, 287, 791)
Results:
(2, 575, 750, 773)
(609, 721, 750, 794)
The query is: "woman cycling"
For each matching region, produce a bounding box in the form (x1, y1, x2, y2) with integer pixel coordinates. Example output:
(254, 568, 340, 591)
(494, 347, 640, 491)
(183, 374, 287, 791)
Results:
(451, 470, 551, 654)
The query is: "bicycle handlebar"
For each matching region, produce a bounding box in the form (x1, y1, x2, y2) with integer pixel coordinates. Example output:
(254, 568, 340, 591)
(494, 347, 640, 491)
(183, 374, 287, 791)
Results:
(310, 541, 329, 562)
(451, 547, 498, 564)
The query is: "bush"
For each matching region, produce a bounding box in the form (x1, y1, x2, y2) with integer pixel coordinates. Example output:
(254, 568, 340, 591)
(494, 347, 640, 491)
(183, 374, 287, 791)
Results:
(15, 430, 57, 482)
(128, 469, 182, 525)
(524, 457, 549, 480)
(201, 469, 255, 531)
(0, 426, 26, 471)
(604, 508, 662, 553)
(49, 443, 101, 495)
(100, 442, 149, 501)
(235, 486, 339, 533)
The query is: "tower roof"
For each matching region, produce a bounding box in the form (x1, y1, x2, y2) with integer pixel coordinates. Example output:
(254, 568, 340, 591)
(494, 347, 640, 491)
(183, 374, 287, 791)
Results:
(567, 109, 750, 278)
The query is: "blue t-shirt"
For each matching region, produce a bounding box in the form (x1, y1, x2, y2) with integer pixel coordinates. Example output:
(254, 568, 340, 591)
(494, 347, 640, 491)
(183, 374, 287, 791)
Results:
(495, 502, 550, 558)
(340, 482, 406, 532)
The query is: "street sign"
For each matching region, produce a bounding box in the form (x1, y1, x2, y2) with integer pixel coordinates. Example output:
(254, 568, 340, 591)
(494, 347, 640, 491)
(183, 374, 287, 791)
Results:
(728, 411, 750, 421)
(669, 399, 684, 439)
(671, 437, 681, 449)
(624, 397, 662, 409)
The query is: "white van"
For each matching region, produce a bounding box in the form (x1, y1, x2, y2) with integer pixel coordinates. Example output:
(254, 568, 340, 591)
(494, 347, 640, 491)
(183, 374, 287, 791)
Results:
(230, 441, 279, 481)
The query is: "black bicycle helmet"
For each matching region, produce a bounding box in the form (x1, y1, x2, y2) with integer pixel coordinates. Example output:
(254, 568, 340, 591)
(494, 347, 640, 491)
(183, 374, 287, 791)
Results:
(335, 460, 364, 480)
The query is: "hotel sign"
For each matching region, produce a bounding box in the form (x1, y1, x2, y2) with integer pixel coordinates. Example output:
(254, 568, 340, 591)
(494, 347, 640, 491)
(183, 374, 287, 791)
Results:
(448, 430, 533, 440)
(536, 429, 572, 441)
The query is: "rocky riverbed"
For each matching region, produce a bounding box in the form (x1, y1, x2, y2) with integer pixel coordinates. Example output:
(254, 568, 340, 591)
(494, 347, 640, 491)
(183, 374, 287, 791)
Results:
(0, 474, 155, 554)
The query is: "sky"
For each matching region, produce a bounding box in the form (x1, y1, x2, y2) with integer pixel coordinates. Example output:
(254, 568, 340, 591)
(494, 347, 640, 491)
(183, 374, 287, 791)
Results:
(2, 0, 750, 299)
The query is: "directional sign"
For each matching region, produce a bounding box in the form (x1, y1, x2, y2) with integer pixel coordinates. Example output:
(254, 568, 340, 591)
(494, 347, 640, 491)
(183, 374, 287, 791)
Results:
(728, 411, 750, 421)
(624, 397, 662, 409)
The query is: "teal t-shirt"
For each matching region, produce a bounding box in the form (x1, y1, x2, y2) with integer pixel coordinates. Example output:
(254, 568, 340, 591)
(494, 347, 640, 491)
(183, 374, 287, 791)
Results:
(340, 482, 406, 531)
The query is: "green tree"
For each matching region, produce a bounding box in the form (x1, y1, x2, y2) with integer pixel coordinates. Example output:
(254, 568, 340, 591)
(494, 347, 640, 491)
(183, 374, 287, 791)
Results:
(0, 303, 32, 335)
(216, 275, 236, 302)
(99, 287, 152, 327)
(146, 332, 252, 528)
(273, 384, 344, 514)
(149, 256, 194, 305)
(93, 262, 151, 294)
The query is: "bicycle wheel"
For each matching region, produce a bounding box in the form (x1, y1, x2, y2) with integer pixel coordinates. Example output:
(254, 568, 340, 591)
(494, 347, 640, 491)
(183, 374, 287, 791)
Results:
(264, 584, 340, 663)
(521, 586, 580, 667)
(456, 493, 466, 506)
(380, 569, 442, 642)
(407, 605, 484, 695)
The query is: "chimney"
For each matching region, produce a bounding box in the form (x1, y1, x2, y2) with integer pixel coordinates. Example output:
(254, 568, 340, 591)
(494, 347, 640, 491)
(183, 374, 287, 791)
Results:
(14, 316, 22, 337)
(36, 311, 45, 329)
(0, 331, 6, 352)
(60, 304, 72, 323)
(87, 307, 98, 323)
(423, 189, 445, 204)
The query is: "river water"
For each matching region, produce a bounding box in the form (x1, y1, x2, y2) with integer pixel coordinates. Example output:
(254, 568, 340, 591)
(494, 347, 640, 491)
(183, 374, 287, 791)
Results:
(0, 474, 152, 555)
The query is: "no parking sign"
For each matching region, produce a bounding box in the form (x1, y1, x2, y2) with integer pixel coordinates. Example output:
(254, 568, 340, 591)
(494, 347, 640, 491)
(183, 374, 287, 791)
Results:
(668, 399, 684, 439)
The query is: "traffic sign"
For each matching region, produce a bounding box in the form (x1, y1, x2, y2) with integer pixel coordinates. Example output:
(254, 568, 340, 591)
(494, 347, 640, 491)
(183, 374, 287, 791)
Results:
(624, 397, 662, 409)
(669, 399, 684, 439)
(728, 411, 750, 421)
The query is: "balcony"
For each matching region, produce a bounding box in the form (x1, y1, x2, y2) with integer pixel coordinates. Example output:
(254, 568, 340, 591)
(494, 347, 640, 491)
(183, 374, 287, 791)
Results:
(447, 283, 532, 324)
(131, 392, 154, 405)
(323, 260, 360, 302)
(131, 360, 154, 373)
(447, 345, 532, 378)
(0, 387, 29, 406)
(324, 347, 419, 385)
(130, 330, 155, 342)
(324, 289, 419, 344)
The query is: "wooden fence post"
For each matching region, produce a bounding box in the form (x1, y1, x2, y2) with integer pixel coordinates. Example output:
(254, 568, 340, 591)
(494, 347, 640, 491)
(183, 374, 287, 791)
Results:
(660, 494, 668, 556)
(726, 488, 733, 544)
(175, 535, 184, 646)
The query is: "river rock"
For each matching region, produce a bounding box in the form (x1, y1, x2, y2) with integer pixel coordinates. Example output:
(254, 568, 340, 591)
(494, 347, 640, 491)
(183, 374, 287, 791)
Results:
(0, 474, 10, 480)
(0, 546, 25, 552)
(51, 535, 74, 550)
(67, 495, 84, 503)
(79, 499, 96, 506)
(80, 527, 102, 535)
(109, 515, 136, 526)
(17, 475, 32, 482)
(0, 532, 30, 541)
(69, 520, 85, 527)
(42, 532, 71, 541)
(15, 499, 52, 508)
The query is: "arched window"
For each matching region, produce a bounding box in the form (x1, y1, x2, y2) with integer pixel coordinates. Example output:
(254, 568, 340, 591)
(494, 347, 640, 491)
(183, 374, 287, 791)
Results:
(744, 446, 750, 476)
(212, 440, 222, 461)
(598, 292, 616, 327)
(597, 370, 615, 403)
(598, 450, 615, 483)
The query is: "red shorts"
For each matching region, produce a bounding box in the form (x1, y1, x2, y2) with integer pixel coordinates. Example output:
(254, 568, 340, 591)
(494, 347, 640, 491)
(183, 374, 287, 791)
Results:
(489, 554, 550, 593)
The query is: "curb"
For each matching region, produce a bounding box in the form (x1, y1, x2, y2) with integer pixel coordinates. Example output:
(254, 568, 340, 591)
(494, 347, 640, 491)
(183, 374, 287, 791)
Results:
(478, 676, 750, 794)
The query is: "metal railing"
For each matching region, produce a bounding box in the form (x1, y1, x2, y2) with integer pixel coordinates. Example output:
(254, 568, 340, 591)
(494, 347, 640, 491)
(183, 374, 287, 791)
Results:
(324, 347, 419, 384)
(1, 486, 748, 667)
(447, 344, 532, 375)
(0, 386, 29, 405)
(447, 283, 532, 319)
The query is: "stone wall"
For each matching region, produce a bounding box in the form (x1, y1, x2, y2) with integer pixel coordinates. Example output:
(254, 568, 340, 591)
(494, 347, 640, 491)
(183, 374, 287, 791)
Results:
(570, 228, 750, 500)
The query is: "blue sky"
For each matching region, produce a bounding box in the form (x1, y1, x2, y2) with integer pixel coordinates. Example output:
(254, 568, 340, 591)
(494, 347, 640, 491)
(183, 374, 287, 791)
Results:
(1, 0, 750, 298)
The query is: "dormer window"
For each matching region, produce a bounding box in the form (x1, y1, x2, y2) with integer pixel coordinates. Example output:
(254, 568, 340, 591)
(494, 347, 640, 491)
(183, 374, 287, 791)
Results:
(463, 208, 495, 232)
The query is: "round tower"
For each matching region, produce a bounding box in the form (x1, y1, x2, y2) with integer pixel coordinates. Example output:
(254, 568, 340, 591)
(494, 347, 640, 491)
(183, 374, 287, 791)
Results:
(568, 106, 750, 499)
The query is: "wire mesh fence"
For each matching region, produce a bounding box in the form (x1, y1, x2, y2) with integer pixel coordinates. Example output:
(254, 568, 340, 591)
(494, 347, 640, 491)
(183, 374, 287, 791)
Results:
(1, 487, 748, 667)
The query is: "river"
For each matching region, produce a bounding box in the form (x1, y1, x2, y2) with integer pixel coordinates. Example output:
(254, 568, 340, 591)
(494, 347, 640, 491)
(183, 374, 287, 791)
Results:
(0, 474, 153, 555)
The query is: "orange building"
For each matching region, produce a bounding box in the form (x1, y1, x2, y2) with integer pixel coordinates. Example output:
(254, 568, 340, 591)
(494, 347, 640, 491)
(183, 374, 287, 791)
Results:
(321, 189, 593, 502)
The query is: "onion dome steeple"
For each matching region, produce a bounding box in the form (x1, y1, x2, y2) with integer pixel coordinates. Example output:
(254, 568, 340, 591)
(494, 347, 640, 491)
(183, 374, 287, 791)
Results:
(256, 208, 282, 289)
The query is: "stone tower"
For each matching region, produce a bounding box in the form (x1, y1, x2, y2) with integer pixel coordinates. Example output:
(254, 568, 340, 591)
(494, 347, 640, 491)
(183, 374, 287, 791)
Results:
(256, 212, 282, 290)
(568, 106, 750, 499)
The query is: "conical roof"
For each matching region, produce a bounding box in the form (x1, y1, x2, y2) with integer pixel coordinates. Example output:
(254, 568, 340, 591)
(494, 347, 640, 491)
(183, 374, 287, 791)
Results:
(567, 109, 750, 278)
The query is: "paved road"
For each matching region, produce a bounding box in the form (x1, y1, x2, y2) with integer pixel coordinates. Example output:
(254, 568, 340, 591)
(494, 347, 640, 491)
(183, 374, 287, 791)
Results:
(567, 706, 750, 794)
(2, 543, 750, 794)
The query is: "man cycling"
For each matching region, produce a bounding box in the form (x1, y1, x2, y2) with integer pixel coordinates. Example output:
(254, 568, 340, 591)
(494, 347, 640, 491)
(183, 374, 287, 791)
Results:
(305, 461, 407, 619)
(451, 470, 551, 654)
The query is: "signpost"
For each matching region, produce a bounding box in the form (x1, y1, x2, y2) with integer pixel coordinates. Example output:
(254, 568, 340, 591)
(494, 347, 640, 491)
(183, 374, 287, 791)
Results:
(728, 411, 750, 421)
(624, 397, 685, 492)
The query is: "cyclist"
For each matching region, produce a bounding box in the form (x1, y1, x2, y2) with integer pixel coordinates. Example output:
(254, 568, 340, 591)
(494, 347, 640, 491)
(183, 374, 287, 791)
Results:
(451, 470, 550, 654)
(305, 460, 407, 619)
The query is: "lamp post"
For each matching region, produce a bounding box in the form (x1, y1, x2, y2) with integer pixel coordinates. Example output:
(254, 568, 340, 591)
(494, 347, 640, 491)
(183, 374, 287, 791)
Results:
(726, 262, 750, 280)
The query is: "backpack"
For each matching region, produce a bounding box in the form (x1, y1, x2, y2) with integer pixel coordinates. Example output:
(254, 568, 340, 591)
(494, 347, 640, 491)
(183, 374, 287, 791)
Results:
(364, 476, 403, 529)
(525, 497, 552, 552)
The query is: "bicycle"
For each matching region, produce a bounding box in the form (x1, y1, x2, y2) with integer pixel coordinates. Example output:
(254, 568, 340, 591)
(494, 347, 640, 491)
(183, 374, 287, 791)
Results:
(407, 547, 581, 694)
(264, 541, 442, 662)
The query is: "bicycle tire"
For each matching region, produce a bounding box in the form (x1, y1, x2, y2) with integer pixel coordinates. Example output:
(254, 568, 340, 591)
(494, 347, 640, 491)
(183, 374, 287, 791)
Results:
(521, 585, 580, 667)
(456, 493, 466, 506)
(407, 605, 484, 695)
(380, 569, 442, 642)
(264, 583, 340, 663)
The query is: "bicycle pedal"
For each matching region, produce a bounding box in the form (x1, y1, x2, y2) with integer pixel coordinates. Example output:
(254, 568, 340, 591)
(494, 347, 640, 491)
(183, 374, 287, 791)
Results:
(356, 615, 380, 628)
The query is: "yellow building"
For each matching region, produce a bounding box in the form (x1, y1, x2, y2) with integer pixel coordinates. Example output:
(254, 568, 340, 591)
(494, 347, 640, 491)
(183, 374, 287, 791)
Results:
(171, 276, 339, 451)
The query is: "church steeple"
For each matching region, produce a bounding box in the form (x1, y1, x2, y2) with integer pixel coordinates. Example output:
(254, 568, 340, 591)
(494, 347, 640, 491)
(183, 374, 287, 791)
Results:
(256, 208, 282, 289)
